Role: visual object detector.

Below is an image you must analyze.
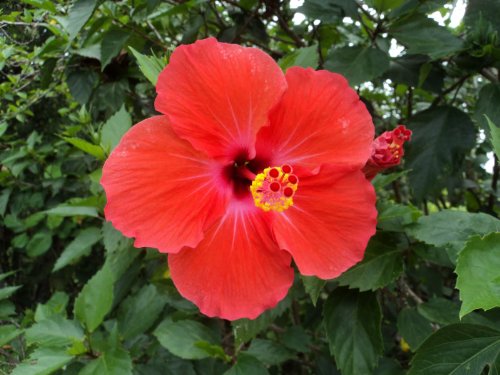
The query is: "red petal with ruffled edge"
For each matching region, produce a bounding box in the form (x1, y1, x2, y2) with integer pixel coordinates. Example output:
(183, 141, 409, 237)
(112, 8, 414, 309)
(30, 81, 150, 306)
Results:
(256, 67, 374, 171)
(272, 166, 377, 279)
(169, 201, 294, 320)
(155, 38, 287, 161)
(101, 116, 228, 253)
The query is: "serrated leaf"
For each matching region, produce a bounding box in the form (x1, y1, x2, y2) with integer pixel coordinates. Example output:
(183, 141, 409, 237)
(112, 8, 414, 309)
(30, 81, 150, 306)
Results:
(325, 45, 390, 86)
(53, 227, 101, 271)
(129, 47, 166, 86)
(406, 106, 475, 201)
(390, 13, 463, 59)
(397, 308, 433, 351)
(102, 221, 131, 254)
(245, 339, 294, 366)
(117, 284, 167, 340)
(101, 29, 130, 69)
(279, 44, 318, 71)
(74, 265, 114, 332)
(25, 315, 84, 347)
(0, 285, 21, 300)
(408, 324, 500, 375)
(417, 297, 460, 325)
(66, 69, 98, 104)
(66, 0, 97, 39)
(299, 0, 357, 22)
(474, 84, 500, 131)
(336, 233, 404, 291)
(154, 319, 219, 360)
(409, 210, 500, 262)
(456, 233, 500, 318)
(224, 353, 269, 375)
(11, 347, 73, 375)
(35, 291, 69, 322)
(100, 105, 132, 153)
(324, 288, 383, 375)
(485, 115, 500, 159)
(63, 136, 105, 160)
(79, 345, 132, 375)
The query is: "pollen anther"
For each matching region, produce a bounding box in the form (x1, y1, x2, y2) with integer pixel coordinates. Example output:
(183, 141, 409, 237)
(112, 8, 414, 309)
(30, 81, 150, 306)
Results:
(250, 165, 299, 212)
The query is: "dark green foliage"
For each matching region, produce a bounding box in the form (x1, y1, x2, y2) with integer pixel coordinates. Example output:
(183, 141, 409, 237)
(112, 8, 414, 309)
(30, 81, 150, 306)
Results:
(0, 0, 499, 374)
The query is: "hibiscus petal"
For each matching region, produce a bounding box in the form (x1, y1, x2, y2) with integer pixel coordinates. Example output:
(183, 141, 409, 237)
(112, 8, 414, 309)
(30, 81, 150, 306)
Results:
(256, 67, 374, 170)
(272, 166, 377, 279)
(155, 37, 287, 161)
(169, 201, 294, 320)
(101, 116, 228, 253)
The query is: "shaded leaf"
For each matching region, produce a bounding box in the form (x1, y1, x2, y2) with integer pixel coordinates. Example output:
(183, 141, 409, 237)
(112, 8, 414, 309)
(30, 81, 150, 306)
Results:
(224, 353, 269, 375)
(101, 29, 130, 70)
(53, 227, 101, 271)
(302, 275, 325, 305)
(11, 347, 73, 375)
(245, 339, 294, 366)
(397, 308, 433, 351)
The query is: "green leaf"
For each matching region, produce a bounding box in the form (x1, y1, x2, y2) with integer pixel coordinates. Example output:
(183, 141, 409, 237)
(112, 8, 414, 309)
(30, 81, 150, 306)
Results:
(35, 291, 69, 322)
(79, 345, 132, 375)
(389, 13, 463, 59)
(0, 324, 22, 346)
(66, 69, 98, 104)
(0, 285, 21, 301)
(464, 0, 500, 36)
(100, 105, 132, 153)
(25, 315, 84, 347)
(117, 284, 167, 340)
(456, 233, 500, 318)
(409, 210, 500, 262)
(74, 265, 114, 332)
(129, 47, 167, 86)
(11, 347, 73, 375)
(324, 288, 383, 375)
(101, 29, 130, 70)
(102, 221, 132, 254)
(408, 324, 500, 375)
(485, 115, 500, 159)
(384, 55, 444, 93)
(66, 0, 98, 39)
(325, 46, 390, 86)
(302, 275, 326, 306)
(406, 106, 475, 201)
(0, 188, 11, 217)
(26, 231, 52, 257)
(45, 204, 99, 217)
(53, 227, 102, 271)
(279, 44, 319, 71)
(336, 232, 404, 291)
(397, 308, 433, 351)
(282, 326, 311, 353)
(417, 297, 460, 325)
(376, 201, 421, 232)
(372, 0, 404, 12)
(224, 353, 269, 375)
(245, 339, 294, 366)
(154, 319, 219, 360)
(63, 136, 106, 160)
(474, 84, 500, 131)
(299, 0, 357, 22)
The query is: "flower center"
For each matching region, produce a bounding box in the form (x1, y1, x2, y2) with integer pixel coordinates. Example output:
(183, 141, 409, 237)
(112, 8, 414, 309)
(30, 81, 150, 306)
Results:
(250, 164, 298, 212)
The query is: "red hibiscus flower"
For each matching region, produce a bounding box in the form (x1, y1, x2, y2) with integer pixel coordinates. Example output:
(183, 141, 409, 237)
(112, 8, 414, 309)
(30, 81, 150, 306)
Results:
(101, 38, 377, 320)
(363, 125, 412, 180)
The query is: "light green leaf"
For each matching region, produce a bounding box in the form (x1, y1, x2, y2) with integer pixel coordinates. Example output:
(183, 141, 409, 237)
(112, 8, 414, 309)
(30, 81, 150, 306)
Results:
(0, 285, 21, 301)
(408, 324, 500, 375)
(154, 319, 219, 360)
(100, 105, 132, 153)
(63, 136, 105, 160)
(74, 265, 114, 332)
(485, 115, 500, 159)
(336, 233, 404, 291)
(100, 29, 130, 70)
(245, 339, 294, 366)
(279, 44, 318, 71)
(456, 233, 500, 318)
(117, 284, 167, 340)
(129, 47, 167, 86)
(474, 84, 500, 130)
(45, 204, 99, 217)
(377, 201, 421, 232)
(324, 288, 383, 375)
(66, 0, 97, 39)
(325, 46, 390, 86)
(406, 106, 475, 201)
(0, 324, 22, 346)
(397, 308, 433, 351)
(53, 227, 101, 272)
(11, 347, 73, 375)
(224, 353, 269, 375)
(409, 210, 500, 262)
(390, 13, 463, 59)
(35, 291, 69, 322)
(102, 221, 131, 254)
(79, 346, 132, 375)
(25, 315, 84, 347)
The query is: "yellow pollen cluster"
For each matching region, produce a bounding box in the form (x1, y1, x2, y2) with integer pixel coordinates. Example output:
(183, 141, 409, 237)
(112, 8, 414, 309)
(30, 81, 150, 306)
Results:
(250, 165, 298, 212)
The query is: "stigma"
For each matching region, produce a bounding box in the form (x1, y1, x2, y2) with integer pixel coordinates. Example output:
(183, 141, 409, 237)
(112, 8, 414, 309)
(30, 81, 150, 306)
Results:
(250, 164, 298, 212)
